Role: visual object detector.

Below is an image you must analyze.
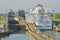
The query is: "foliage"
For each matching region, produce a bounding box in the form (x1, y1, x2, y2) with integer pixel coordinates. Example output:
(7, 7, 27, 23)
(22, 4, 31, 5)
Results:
(52, 13, 60, 21)
(0, 18, 6, 23)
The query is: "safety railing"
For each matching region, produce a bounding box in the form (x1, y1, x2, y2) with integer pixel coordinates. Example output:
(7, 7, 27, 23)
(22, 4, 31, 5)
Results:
(26, 23, 56, 40)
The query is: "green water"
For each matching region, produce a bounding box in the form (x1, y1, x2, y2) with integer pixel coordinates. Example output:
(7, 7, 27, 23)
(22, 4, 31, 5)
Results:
(0, 31, 35, 40)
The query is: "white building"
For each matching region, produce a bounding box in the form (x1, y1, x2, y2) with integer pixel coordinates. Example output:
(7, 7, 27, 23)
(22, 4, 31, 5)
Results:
(25, 4, 52, 29)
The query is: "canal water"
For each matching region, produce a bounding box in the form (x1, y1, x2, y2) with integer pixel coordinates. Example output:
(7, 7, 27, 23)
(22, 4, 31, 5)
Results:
(41, 30, 60, 40)
(0, 31, 35, 40)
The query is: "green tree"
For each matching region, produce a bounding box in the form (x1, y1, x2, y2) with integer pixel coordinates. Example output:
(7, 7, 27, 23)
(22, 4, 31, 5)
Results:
(54, 13, 60, 19)
(52, 13, 60, 21)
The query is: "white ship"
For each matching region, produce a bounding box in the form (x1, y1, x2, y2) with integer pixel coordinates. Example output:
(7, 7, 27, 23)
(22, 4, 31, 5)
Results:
(25, 4, 52, 30)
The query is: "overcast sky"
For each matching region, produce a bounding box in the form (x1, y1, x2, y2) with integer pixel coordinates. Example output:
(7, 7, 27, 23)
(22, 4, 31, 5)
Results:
(0, 0, 60, 13)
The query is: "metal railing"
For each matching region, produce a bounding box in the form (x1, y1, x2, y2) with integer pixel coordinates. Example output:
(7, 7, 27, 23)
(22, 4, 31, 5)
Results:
(26, 23, 56, 40)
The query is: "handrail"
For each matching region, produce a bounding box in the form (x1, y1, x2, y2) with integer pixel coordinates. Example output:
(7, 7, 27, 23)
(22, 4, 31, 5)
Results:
(27, 23, 56, 40)
(41, 31, 56, 40)
(27, 24, 47, 40)
(26, 24, 44, 40)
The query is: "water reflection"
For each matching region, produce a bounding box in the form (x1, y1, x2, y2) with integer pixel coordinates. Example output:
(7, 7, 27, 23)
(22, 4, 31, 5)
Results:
(0, 31, 35, 40)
